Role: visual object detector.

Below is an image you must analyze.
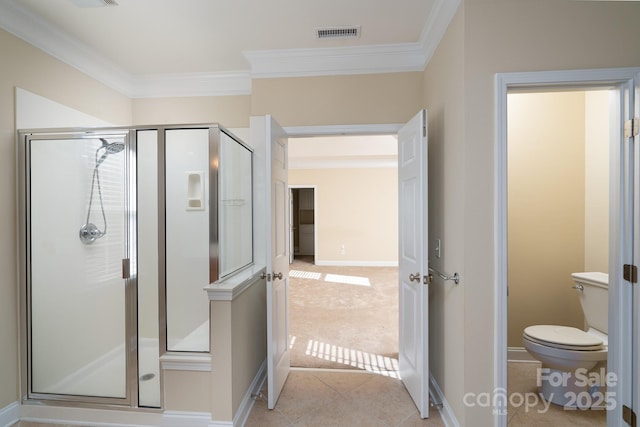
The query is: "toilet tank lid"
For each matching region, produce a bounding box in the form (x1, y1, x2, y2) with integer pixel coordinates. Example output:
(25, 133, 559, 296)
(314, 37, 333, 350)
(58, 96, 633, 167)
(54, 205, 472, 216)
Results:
(524, 325, 604, 347)
(571, 272, 608, 287)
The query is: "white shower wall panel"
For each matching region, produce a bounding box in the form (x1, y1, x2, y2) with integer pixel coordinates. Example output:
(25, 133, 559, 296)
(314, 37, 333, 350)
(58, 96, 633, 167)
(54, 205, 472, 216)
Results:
(165, 129, 210, 352)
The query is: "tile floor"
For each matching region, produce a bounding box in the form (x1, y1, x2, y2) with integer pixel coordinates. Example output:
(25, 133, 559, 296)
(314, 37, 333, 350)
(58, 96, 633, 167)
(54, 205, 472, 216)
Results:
(10, 363, 609, 426)
(507, 362, 606, 426)
(245, 368, 445, 427)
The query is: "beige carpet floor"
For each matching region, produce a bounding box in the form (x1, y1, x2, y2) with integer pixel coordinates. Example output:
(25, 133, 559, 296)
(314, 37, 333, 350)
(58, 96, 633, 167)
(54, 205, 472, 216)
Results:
(288, 257, 399, 374)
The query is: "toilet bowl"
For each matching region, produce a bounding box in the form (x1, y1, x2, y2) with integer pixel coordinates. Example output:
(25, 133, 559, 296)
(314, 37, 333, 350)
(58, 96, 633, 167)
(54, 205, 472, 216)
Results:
(522, 272, 608, 408)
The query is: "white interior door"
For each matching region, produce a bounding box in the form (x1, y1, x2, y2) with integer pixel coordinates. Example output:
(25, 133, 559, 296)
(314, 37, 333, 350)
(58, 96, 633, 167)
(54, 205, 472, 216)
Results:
(398, 110, 429, 418)
(264, 115, 291, 409)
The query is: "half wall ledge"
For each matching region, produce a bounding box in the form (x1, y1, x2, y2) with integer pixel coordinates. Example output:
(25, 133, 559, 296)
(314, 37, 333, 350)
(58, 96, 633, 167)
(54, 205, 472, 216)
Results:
(205, 265, 267, 301)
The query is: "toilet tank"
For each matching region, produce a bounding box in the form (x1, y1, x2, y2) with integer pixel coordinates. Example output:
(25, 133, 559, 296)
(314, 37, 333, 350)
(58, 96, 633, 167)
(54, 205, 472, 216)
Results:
(572, 272, 608, 334)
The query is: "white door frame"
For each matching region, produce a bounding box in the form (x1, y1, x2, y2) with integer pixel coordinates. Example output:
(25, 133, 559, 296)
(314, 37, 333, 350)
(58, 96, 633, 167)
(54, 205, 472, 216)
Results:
(495, 67, 640, 427)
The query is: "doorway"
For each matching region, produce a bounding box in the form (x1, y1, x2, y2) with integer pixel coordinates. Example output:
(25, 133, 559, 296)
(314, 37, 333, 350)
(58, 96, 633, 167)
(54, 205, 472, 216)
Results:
(495, 68, 640, 427)
(286, 134, 400, 376)
(290, 187, 316, 263)
(506, 89, 610, 425)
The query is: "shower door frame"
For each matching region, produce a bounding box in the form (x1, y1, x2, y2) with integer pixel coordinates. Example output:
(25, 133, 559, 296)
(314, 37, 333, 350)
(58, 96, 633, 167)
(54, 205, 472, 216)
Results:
(18, 128, 140, 407)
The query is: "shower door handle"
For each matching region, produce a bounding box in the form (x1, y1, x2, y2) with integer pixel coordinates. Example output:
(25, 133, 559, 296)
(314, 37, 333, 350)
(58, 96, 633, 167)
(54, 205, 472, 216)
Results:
(122, 258, 130, 279)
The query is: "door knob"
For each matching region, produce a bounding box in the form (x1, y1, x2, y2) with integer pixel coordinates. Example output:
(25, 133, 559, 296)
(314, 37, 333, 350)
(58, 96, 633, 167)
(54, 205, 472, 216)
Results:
(409, 272, 420, 283)
(273, 272, 283, 280)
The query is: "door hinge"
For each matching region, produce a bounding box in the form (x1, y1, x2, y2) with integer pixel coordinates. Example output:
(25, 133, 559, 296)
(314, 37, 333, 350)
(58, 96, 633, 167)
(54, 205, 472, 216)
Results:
(623, 405, 637, 427)
(423, 125, 427, 138)
(624, 118, 639, 138)
(623, 264, 637, 283)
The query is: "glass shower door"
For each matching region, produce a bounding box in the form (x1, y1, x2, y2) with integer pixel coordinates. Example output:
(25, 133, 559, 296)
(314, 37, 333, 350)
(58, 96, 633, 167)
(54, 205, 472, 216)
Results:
(26, 132, 133, 403)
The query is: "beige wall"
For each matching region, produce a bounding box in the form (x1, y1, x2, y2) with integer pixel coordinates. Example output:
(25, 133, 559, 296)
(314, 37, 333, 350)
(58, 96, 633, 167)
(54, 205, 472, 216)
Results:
(507, 90, 610, 348)
(422, 4, 466, 422)
(132, 95, 251, 127)
(585, 90, 610, 273)
(424, 1, 640, 424)
(163, 370, 211, 412)
(460, 1, 640, 425)
(0, 28, 131, 409)
(210, 279, 267, 421)
(251, 73, 424, 126)
(289, 168, 398, 264)
(230, 281, 267, 416)
(507, 91, 587, 347)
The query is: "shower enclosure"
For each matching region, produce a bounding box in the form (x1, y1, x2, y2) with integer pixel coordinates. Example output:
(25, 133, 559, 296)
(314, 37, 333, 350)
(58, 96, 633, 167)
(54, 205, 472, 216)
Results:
(18, 124, 253, 409)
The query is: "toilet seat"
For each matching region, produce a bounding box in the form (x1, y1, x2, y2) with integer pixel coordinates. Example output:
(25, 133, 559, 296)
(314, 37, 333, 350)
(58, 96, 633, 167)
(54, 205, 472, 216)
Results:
(523, 325, 604, 351)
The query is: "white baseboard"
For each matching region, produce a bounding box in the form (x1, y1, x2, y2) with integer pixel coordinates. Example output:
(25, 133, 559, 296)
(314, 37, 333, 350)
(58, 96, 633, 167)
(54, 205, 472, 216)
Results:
(314, 260, 398, 267)
(0, 401, 20, 427)
(429, 373, 460, 427)
(162, 411, 211, 427)
(507, 347, 537, 363)
(209, 358, 266, 427)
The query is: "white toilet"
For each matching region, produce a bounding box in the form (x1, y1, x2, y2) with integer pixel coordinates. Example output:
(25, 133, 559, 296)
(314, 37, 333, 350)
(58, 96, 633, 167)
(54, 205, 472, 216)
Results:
(522, 272, 608, 407)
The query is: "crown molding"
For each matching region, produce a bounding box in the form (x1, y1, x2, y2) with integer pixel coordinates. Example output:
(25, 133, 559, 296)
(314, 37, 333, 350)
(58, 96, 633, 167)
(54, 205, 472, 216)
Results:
(243, 0, 461, 79)
(0, 0, 134, 95)
(0, 1, 251, 98)
(0, 0, 461, 96)
(419, 0, 462, 69)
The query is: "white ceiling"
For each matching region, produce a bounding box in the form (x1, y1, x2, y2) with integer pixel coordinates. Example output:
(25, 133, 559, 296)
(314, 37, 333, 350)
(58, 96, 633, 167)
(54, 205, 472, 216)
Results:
(0, 0, 460, 97)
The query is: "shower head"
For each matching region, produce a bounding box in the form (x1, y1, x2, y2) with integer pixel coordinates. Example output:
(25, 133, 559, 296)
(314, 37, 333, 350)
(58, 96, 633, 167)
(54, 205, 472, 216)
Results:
(105, 142, 125, 154)
(96, 138, 125, 165)
(99, 138, 125, 154)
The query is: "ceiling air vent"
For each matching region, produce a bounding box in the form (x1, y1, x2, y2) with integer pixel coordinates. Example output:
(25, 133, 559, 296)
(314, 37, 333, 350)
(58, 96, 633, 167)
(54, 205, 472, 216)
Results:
(315, 26, 360, 40)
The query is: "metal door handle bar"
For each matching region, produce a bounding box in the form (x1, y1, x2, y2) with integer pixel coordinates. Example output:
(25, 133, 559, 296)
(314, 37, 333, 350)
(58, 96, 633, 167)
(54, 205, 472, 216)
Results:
(428, 267, 460, 285)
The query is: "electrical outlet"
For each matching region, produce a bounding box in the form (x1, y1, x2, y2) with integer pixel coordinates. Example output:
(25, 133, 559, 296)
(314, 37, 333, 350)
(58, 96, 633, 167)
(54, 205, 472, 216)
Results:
(435, 239, 441, 258)
(340, 244, 345, 255)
